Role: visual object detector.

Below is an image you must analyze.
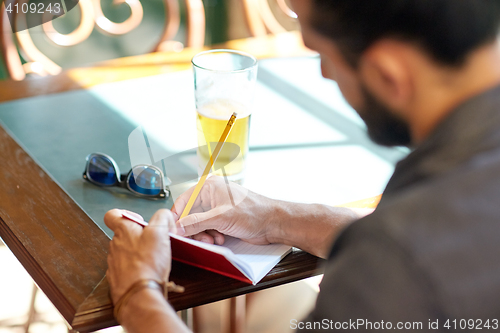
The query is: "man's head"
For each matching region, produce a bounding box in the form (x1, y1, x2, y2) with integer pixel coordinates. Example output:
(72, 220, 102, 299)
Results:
(292, 0, 500, 146)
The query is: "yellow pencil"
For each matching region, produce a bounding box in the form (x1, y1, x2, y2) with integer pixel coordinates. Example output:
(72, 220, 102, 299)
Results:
(179, 112, 238, 219)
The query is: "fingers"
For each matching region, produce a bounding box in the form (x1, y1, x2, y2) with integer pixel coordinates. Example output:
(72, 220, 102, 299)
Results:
(172, 176, 224, 216)
(105, 208, 143, 235)
(207, 230, 225, 245)
(104, 209, 124, 231)
(190, 230, 225, 244)
(171, 184, 197, 217)
(192, 232, 215, 244)
(122, 210, 144, 222)
(148, 209, 177, 233)
(177, 206, 227, 237)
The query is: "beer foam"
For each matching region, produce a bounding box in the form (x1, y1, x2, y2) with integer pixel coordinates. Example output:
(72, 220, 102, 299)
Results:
(197, 99, 251, 120)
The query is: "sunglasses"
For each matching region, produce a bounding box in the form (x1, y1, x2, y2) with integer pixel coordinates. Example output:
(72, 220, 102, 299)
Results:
(82, 153, 170, 199)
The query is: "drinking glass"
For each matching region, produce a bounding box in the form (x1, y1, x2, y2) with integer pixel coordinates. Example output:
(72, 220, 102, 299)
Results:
(192, 49, 258, 183)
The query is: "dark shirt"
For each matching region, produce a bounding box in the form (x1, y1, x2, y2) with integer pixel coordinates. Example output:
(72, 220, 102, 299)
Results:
(298, 85, 500, 332)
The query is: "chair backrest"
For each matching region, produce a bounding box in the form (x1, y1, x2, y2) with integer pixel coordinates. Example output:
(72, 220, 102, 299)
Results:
(0, 0, 205, 80)
(242, 0, 298, 37)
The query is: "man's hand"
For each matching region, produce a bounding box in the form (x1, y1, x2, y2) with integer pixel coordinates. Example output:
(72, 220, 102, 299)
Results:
(172, 176, 367, 258)
(105, 209, 175, 304)
(172, 176, 277, 246)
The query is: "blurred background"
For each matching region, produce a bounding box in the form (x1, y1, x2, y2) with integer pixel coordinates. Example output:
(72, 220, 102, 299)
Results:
(0, 0, 299, 79)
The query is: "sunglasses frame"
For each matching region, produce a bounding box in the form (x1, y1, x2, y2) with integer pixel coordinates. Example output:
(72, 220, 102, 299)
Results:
(82, 153, 170, 199)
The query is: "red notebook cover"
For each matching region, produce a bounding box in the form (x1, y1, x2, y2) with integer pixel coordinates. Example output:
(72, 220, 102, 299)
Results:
(170, 236, 252, 284)
(121, 211, 252, 284)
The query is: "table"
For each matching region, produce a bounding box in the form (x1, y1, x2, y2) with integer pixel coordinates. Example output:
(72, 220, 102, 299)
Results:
(0, 32, 406, 332)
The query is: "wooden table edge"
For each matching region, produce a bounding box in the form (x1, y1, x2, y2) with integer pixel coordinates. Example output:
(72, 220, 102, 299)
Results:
(0, 123, 111, 327)
(0, 216, 76, 323)
(71, 251, 325, 332)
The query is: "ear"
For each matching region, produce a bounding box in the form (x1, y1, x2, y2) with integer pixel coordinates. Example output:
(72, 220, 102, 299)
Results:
(358, 40, 414, 111)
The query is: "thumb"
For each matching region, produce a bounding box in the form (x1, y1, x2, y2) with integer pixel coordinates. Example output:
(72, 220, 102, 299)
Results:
(177, 206, 228, 237)
(147, 209, 176, 233)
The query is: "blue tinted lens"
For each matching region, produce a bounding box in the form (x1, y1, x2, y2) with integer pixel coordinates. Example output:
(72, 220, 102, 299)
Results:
(128, 166, 162, 196)
(88, 155, 117, 185)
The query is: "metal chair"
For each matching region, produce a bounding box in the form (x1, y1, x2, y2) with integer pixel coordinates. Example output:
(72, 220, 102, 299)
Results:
(0, 0, 206, 80)
(242, 0, 298, 37)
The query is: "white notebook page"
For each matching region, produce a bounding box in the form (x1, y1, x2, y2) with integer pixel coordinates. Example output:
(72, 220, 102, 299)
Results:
(222, 236, 292, 284)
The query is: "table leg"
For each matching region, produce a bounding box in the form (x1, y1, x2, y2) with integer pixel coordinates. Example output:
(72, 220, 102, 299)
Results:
(23, 283, 38, 333)
(228, 295, 246, 333)
(179, 309, 194, 330)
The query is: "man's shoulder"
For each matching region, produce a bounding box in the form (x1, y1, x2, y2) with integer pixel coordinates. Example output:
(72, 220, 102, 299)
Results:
(360, 151, 500, 246)
(331, 161, 500, 319)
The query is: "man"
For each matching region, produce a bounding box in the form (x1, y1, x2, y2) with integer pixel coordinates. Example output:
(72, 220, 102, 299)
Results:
(104, 0, 500, 331)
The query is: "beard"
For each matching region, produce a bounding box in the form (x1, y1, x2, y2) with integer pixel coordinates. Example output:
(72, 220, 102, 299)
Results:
(356, 85, 412, 147)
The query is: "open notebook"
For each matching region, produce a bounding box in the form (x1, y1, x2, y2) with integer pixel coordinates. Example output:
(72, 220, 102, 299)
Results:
(122, 212, 292, 285)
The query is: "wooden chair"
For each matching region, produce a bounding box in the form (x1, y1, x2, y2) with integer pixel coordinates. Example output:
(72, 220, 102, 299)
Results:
(242, 0, 298, 37)
(0, 0, 205, 80)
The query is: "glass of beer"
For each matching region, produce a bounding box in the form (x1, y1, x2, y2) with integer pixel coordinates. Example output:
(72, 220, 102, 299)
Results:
(192, 49, 258, 183)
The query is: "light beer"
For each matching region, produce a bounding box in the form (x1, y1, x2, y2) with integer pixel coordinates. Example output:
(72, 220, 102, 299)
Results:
(192, 49, 257, 182)
(197, 99, 251, 179)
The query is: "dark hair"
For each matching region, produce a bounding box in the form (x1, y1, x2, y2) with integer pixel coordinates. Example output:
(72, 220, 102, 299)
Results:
(311, 0, 500, 67)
